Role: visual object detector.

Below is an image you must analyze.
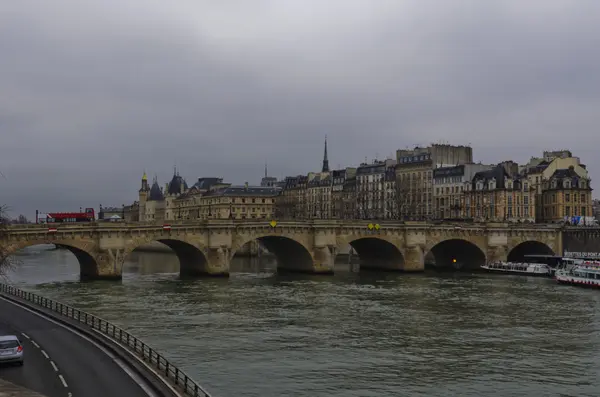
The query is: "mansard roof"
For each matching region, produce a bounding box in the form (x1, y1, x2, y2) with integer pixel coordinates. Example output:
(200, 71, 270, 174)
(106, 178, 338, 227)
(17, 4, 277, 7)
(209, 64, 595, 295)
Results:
(205, 186, 281, 197)
(192, 177, 223, 190)
(472, 165, 509, 189)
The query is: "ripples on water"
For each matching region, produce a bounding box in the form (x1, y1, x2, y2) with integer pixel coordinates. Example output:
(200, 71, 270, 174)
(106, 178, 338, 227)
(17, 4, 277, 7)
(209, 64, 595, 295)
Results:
(6, 245, 600, 396)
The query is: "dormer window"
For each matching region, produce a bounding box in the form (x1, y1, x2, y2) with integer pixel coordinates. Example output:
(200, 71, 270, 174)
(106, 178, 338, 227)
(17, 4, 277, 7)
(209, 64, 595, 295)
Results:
(565, 180, 570, 188)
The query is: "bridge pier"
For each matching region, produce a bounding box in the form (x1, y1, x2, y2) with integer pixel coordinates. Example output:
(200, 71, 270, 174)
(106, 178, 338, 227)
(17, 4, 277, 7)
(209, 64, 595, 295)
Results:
(90, 248, 126, 280)
(311, 246, 335, 274)
(198, 247, 230, 277)
(487, 246, 508, 263)
(402, 246, 425, 272)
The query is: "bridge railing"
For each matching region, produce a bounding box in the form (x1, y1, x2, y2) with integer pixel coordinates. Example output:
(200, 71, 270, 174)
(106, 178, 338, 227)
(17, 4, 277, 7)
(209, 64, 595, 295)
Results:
(0, 283, 213, 397)
(8, 219, 569, 229)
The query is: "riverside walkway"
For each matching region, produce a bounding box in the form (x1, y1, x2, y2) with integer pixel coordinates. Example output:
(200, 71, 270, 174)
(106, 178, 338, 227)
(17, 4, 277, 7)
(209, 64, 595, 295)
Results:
(0, 379, 49, 397)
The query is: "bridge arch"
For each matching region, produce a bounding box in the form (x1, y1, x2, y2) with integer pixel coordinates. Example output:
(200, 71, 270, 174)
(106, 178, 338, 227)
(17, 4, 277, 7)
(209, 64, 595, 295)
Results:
(507, 241, 555, 262)
(124, 238, 210, 278)
(231, 234, 315, 273)
(426, 238, 486, 270)
(4, 239, 101, 280)
(337, 236, 404, 271)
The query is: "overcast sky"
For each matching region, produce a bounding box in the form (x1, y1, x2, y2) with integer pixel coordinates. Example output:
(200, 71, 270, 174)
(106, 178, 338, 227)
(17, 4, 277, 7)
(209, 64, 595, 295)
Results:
(1, 0, 599, 218)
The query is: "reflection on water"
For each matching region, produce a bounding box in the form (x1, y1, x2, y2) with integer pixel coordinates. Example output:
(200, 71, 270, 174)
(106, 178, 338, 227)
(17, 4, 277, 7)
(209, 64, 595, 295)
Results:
(6, 245, 600, 397)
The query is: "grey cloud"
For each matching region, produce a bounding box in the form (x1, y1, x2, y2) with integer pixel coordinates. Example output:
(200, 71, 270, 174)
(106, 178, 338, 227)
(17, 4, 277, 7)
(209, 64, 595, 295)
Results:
(1, 0, 600, 217)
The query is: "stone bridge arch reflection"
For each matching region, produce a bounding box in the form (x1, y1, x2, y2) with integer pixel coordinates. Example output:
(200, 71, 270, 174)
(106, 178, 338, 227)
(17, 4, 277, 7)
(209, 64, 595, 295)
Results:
(125, 239, 209, 278)
(4, 242, 98, 281)
(341, 237, 405, 272)
(231, 236, 315, 273)
(427, 239, 486, 270)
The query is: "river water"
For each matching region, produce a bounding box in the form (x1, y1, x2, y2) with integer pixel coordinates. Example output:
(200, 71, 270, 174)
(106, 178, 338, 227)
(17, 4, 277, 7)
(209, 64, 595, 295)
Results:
(4, 245, 600, 397)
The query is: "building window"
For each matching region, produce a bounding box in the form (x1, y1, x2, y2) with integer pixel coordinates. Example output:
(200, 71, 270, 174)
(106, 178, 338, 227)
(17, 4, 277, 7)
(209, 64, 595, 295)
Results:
(566, 193, 570, 202)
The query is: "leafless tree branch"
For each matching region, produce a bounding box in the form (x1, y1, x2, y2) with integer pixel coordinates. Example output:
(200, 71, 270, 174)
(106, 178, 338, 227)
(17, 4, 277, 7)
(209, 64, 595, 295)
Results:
(0, 204, 18, 280)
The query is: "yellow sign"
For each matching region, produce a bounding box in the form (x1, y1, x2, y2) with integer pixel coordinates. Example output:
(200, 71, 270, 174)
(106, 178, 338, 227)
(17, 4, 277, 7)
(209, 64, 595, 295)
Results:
(368, 223, 374, 230)
(269, 220, 277, 228)
(374, 224, 380, 230)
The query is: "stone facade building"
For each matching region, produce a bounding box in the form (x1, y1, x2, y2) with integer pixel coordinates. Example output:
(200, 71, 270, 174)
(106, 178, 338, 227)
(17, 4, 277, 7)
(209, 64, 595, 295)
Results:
(342, 175, 357, 219)
(541, 166, 593, 222)
(135, 171, 280, 222)
(306, 172, 332, 219)
(356, 159, 397, 219)
(331, 168, 356, 219)
(138, 174, 166, 222)
(433, 163, 492, 219)
(463, 164, 536, 222)
(278, 175, 307, 219)
(519, 151, 593, 223)
(396, 144, 473, 220)
(123, 202, 139, 222)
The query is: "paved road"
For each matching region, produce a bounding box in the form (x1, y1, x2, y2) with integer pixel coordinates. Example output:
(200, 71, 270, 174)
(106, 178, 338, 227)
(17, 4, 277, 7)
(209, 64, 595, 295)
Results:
(0, 296, 155, 397)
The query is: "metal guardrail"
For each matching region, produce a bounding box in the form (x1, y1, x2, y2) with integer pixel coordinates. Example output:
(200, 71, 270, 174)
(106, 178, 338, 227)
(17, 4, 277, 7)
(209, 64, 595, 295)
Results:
(0, 283, 213, 397)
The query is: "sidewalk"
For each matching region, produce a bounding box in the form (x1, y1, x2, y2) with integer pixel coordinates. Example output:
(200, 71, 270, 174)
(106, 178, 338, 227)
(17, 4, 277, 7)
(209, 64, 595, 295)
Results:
(0, 379, 48, 397)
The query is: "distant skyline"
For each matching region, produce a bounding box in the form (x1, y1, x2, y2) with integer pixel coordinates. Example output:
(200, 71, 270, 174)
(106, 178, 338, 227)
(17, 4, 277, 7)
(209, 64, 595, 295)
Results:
(2, 1, 600, 218)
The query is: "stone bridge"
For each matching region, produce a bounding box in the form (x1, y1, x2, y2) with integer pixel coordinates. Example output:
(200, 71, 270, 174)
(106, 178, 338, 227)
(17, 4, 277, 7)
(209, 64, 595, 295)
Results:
(1, 220, 563, 280)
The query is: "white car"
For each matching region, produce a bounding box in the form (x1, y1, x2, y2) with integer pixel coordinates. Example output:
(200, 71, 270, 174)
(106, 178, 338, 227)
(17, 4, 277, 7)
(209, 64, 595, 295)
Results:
(0, 335, 24, 366)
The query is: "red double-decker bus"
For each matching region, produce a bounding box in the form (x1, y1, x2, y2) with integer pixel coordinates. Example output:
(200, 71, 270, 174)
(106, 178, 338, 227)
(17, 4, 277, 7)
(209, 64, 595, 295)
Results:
(46, 208, 95, 223)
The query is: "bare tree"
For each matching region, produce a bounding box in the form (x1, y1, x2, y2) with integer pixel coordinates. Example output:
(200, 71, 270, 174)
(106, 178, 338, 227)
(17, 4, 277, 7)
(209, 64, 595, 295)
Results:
(397, 175, 415, 220)
(0, 205, 17, 279)
(16, 214, 28, 224)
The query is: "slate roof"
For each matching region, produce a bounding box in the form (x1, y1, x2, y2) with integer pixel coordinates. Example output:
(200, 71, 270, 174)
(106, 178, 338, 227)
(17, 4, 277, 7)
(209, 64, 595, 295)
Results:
(167, 173, 188, 195)
(204, 186, 281, 197)
(308, 174, 332, 187)
(148, 180, 164, 201)
(546, 167, 585, 190)
(192, 177, 223, 190)
(471, 165, 510, 189)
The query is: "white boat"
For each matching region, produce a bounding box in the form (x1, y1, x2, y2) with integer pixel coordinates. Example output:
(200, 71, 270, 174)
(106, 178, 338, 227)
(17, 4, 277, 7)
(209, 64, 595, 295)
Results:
(481, 261, 552, 276)
(555, 265, 600, 288)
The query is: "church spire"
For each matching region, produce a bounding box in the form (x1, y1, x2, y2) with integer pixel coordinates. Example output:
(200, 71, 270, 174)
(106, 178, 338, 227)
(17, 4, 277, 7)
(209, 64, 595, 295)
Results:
(321, 135, 330, 172)
(265, 162, 268, 178)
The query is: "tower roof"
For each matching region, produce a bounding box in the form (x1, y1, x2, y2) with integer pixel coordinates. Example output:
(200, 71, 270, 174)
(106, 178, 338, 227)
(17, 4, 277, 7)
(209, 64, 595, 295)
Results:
(322, 135, 330, 172)
(167, 168, 188, 195)
(148, 179, 164, 201)
(142, 171, 147, 181)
